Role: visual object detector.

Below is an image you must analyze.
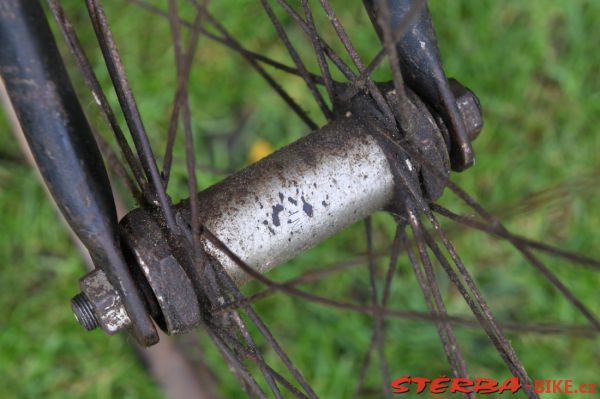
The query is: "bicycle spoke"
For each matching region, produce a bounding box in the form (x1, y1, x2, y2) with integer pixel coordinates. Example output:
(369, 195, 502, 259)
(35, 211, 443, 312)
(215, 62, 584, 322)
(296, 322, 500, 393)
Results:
(431, 204, 600, 271)
(84, 0, 177, 229)
(201, 218, 597, 383)
(219, 270, 598, 337)
(381, 225, 404, 311)
(393, 135, 600, 332)
(300, 0, 337, 108)
(272, 0, 356, 82)
(260, 0, 333, 120)
(128, 0, 324, 84)
(206, 325, 268, 399)
(341, 0, 428, 101)
(353, 224, 402, 398)
(226, 311, 285, 399)
(47, 0, 149, 202)
(188, 1, 320, 130)
(210, 231, 597, 338)
(380, 142, 536, 394)
(417, 217, 538, 399)
(215, 323, 310, 399)
(372, 0, 410, 118)
(318, 0, 364, 71)
(209, 258, 319, 399)
(495, 172, 600, 219)
(364, 218, 392, 398)
(403, 215, 472, 396)
(272, 0, 404, 123)
(204, 259, 285, 399)
(91, 127, 141, 201)
(231, 257, 371, 308)
(442, 181, 600, 330)
(369, 128, 536, 397)
(316, 0, 395, 122)
(162, 6, 204, 188)
(166, 0, 206, 280)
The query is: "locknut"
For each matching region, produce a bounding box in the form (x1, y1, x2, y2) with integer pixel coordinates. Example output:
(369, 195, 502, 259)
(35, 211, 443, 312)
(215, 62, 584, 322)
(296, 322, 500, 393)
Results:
(72, 268, 131, 334)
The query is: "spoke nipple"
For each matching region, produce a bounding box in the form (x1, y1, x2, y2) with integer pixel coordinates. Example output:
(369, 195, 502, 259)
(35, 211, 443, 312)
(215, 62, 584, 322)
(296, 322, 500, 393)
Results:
(71, 292, 99, 331)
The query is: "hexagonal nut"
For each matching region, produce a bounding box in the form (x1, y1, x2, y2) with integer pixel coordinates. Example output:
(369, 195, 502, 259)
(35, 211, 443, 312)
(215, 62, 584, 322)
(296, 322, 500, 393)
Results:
(120, 208, 202, 335)
(449, 78, 484, 141)
(78, 269, 131, 335)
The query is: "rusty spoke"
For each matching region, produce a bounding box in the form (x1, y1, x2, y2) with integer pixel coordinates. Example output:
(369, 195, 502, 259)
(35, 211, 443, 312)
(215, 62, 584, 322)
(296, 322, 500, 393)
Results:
(84, 0, 177, 229)
(403, 217, 472, 396)
(47, 0, 150, 203)
(260, 0, 332, 120)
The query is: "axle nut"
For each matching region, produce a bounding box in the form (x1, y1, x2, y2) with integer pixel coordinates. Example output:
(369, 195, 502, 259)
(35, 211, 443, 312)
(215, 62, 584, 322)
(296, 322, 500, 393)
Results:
(449, 78, 484, 142)
(72, 268, 131, 334)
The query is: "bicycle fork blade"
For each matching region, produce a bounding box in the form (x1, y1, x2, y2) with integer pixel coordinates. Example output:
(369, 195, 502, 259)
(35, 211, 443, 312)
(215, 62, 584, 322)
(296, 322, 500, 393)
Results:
(363, 0, 476, 171)
(0, 1, 158, 345)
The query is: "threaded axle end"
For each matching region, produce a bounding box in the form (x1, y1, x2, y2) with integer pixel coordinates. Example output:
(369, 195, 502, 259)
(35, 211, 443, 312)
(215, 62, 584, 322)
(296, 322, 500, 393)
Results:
(71, 292, 99, 331)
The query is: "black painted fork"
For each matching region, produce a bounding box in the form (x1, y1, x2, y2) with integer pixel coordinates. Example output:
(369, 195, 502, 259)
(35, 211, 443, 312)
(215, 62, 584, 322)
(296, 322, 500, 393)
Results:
(363, 0, 475, 171)
(0, 0, 158, 345)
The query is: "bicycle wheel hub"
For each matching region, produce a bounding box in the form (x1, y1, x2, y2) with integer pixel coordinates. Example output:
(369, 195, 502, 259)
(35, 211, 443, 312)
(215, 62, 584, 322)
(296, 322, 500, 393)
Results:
(72, 81, 482, 340)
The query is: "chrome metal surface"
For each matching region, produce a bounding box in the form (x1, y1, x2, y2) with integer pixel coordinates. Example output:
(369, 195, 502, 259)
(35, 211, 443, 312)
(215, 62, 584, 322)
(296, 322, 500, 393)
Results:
(176, 116, 396, 285)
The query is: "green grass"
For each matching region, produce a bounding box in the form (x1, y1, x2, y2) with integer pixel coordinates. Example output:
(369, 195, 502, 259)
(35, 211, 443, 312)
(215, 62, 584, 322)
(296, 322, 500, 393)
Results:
(0, 129, 163, 398)
(1, 1, 599, 398)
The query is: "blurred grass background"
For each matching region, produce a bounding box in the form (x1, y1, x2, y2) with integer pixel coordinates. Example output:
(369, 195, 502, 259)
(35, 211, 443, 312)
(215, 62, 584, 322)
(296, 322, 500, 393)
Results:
(0, 0, 599, 398)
